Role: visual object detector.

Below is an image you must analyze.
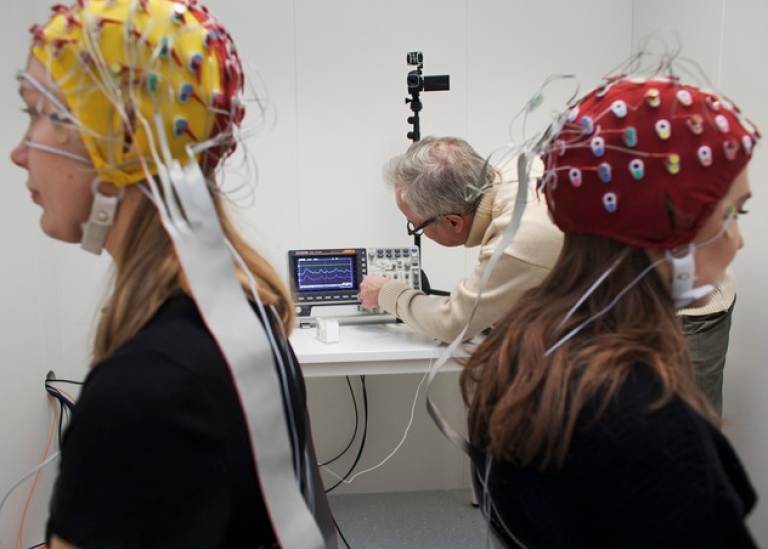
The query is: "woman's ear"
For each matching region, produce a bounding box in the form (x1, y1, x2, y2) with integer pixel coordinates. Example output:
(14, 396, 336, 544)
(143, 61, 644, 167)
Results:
(95, 180, 123, 198)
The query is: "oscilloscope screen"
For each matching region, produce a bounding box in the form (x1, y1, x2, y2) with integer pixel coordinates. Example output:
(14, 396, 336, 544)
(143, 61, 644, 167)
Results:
(295, 255, 357, 292)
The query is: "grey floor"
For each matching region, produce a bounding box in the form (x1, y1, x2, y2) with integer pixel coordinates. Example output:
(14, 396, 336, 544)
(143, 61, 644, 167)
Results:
(329, 489, 491, 549)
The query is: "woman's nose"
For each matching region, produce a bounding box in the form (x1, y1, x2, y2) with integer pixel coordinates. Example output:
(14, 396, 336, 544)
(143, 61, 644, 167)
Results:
(10, 140, 28, 168)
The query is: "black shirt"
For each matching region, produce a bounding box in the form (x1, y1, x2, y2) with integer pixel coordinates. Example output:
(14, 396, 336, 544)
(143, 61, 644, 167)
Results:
(47, 294, 283, 549)
(472, 369, 758, 548)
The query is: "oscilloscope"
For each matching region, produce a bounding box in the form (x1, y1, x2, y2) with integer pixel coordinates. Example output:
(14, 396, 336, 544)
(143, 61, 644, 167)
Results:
(287, 247, 421, 319)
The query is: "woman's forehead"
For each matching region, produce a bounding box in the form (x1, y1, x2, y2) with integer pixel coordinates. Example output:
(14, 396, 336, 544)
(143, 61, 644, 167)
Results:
(725, 168, 751, 201)
(19, 57, 66, 104)
(24, 56, 46, 81)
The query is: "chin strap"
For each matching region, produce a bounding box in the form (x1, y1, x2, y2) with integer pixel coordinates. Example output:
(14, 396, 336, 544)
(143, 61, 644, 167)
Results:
(81, 178, 124, 255)
(665, 244, 714, 309)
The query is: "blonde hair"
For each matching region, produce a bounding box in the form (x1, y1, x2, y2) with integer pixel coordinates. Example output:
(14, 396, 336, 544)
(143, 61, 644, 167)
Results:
(92, 189, 294, 365)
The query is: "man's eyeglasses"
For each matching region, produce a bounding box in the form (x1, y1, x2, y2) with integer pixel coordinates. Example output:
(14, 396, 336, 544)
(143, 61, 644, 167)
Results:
(406, 213, 460, 236)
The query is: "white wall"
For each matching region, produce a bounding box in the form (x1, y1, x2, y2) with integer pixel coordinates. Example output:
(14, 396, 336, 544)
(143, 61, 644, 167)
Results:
(631, 0, 768, 541)
(1, 0, 764, 546)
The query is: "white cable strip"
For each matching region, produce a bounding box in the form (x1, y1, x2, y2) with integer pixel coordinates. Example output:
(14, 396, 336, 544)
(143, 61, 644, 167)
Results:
(425, 152, 531, 454)
(154, 112, 186, 223)
(162, 157, 324, 549)
(225, 239, 303, 478)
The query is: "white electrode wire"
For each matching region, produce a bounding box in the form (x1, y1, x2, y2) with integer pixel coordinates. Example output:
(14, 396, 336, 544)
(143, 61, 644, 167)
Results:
(545, 257, 663, 357)
(17, 71, 119, 150)
(483, 458, 497, 549)
(72, 2, 167, 181)
(423, 78, 575, 454)
(505, 74, 580, 151)
(201, 31, 219, 153)
(16, 72, 71, 121)
(17, 70, 145, 175)
(320, 361, 432, 485)
(547, 209, 735, 357)
(696, 211, 734, 248)
(425, 152, 532, 455)
(127, 96, 172, 205)
(17, 70, 118, 163)
(0, 452, 61, 549)
(483, 457, 494, 549)
(475, 456, 535, 549)
(82, 11, 148, 168)
(23, 141, 93, 165)
(555, 256, 624, 332)
(20, 66, 121, 148)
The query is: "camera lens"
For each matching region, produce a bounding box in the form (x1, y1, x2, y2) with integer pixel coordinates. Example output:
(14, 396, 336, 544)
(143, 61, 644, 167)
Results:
(407, 72, 422, 92)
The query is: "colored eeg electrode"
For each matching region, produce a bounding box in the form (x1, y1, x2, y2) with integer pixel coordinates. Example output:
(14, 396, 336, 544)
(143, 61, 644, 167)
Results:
(541, 78, 760, 250)
(29, 0, 245, 187)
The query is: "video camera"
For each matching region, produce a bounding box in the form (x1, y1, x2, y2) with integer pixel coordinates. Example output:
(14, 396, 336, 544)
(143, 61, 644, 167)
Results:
(404, 51, 450, 142)
(406, 51, 450, 94)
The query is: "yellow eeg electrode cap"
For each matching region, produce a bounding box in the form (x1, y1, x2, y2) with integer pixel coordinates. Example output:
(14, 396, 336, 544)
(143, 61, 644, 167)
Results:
(30, 0, 245, 187)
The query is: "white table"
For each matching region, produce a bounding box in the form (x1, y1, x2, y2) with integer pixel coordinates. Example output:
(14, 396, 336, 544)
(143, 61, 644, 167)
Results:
(290, 322, 460, 377)
(291, 321, 475, 497)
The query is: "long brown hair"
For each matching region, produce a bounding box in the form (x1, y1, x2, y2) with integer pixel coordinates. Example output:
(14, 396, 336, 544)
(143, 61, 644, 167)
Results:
(92, 188, 294, 365)
(460, 233, 717, 470)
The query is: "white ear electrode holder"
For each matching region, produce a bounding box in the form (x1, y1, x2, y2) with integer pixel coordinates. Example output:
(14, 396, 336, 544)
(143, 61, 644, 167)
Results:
(665, 244, 714, 309)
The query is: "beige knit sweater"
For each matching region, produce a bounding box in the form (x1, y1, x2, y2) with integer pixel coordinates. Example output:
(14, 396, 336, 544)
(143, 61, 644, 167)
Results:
(377, 175, 563, 343)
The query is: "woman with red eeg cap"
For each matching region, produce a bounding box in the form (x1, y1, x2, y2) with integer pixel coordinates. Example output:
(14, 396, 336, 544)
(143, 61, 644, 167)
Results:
(459, 70, 760, 547)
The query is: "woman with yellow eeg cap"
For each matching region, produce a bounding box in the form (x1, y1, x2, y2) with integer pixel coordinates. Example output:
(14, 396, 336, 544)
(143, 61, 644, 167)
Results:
(11, 1, 336, 547)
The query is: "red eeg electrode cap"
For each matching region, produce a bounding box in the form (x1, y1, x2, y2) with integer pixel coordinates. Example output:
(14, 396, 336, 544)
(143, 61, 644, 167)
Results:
(542, 78, 760, 250)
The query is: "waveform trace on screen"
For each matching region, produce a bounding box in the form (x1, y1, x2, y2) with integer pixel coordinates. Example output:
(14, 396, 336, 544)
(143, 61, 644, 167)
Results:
(297, 257, 355, 291)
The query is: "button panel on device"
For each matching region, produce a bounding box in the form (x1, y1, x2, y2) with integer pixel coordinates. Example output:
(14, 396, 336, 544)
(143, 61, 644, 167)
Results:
(365, 247, 420, 290)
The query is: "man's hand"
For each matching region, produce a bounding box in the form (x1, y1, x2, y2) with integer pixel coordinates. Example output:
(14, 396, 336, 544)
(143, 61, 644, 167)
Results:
(359, 275, 390, 309)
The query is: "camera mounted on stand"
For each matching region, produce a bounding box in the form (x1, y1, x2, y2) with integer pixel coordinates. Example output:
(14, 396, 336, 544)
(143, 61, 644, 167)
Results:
(405, 51, 450, 142)
(403, 52, 451, 296)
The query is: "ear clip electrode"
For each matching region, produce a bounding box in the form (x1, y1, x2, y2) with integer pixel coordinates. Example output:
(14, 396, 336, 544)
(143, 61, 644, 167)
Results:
(81, 178, 124, 255)
(665, 244, 714, 309)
